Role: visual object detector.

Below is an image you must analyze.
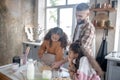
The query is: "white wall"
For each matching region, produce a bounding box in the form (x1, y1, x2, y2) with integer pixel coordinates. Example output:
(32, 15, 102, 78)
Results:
(118, 30, 120, 51)
(38, 0, 45, 28)
(114, 0, 120, 51)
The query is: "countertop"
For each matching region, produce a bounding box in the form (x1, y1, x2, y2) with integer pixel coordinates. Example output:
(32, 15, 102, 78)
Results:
(22, 41, 42, 46)
(105, 52, 120, 61)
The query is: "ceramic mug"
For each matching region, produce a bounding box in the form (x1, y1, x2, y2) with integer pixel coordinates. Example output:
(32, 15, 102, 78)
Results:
(12, 56, 20, 66)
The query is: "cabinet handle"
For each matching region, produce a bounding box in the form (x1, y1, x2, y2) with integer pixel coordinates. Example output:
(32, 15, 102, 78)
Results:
(117, 63, 120, 67)
(34, 46, 37, 48)
(26, 44, 29, 47)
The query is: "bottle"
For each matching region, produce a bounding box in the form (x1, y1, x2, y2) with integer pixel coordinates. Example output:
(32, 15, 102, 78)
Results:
(27, 59, 35, 80)
(22, 52, 27, 65)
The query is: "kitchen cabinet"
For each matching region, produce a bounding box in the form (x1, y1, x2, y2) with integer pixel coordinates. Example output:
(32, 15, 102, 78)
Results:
(105, 53, 120, 80)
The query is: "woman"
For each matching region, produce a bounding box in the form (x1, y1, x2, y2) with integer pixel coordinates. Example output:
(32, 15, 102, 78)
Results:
(68, 42, 103, 80)
(38, 27, 68, 66)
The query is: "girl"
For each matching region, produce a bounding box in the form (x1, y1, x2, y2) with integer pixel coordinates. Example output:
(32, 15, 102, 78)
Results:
(38, 27, 68, 66)
(68, 42, 103, 80)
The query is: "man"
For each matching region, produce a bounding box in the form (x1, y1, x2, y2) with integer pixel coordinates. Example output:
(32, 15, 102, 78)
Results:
(72, 3, 95, 57)
(51, 3, 102, 76)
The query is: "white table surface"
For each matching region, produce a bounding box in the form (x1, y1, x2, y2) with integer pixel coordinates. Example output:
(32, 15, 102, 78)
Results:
(0, 62, 70, 80)
(0, 62, 42, 80)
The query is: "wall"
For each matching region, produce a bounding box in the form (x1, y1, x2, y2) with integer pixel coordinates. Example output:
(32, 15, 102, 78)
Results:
(90, 0, 117, 55)
(38, 0, 45, 28)
(118, 30, 120, 51)
(34, 0, 45, 40)
(0, 0, 35, 65)
(114, 0, 120, 51)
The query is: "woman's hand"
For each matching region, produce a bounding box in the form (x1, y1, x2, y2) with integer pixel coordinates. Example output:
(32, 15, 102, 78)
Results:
(51, 61, 63, 69)
(39, 54, 43, 58)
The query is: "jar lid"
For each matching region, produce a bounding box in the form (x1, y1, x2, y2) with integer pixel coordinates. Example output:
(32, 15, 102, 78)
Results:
(28, 59, 33, 62)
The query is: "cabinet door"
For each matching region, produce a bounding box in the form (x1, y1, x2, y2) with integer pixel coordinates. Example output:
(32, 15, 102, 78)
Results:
(32, 45, 40, 60)
(106, 61, 120, 80)
(110, 66, 120, 80)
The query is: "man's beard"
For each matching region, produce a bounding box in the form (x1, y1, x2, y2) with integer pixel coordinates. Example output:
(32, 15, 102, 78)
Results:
(77, 20, 85, 26)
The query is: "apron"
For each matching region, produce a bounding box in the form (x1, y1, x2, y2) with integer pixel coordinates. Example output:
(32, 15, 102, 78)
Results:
(40, 53, 55, 66)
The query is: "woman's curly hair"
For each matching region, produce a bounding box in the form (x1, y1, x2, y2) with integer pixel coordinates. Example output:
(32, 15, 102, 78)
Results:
(44, 27, 68, 49)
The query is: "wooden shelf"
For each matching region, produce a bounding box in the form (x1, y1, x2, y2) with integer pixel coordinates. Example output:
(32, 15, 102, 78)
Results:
(90, 8, 116, 12)
(95, 26, 114, 29)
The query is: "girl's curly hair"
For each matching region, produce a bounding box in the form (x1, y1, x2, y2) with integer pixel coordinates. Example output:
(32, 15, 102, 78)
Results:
(69, 42, 103, 76)
(44, 27, 68, 49)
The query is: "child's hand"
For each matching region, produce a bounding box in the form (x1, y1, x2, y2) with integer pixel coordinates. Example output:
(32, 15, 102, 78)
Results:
(68, 54, 74, 64)
(69, 70, 75, 79)
(68, 59, 76, 73)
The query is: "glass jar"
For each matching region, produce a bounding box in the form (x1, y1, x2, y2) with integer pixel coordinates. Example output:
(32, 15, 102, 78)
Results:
(42, 70, 52, 80)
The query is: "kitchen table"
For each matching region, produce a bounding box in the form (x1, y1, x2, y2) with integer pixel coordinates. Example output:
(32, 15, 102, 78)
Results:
(0, 61, 70, 80)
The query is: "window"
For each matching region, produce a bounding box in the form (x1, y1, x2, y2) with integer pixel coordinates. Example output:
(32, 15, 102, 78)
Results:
(68, 0, 89, 4)
(60, 8, 73, 40)
(47, 0, 66, 6)
(46, 8, 57, 30)
(45, 0, 90, 41)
